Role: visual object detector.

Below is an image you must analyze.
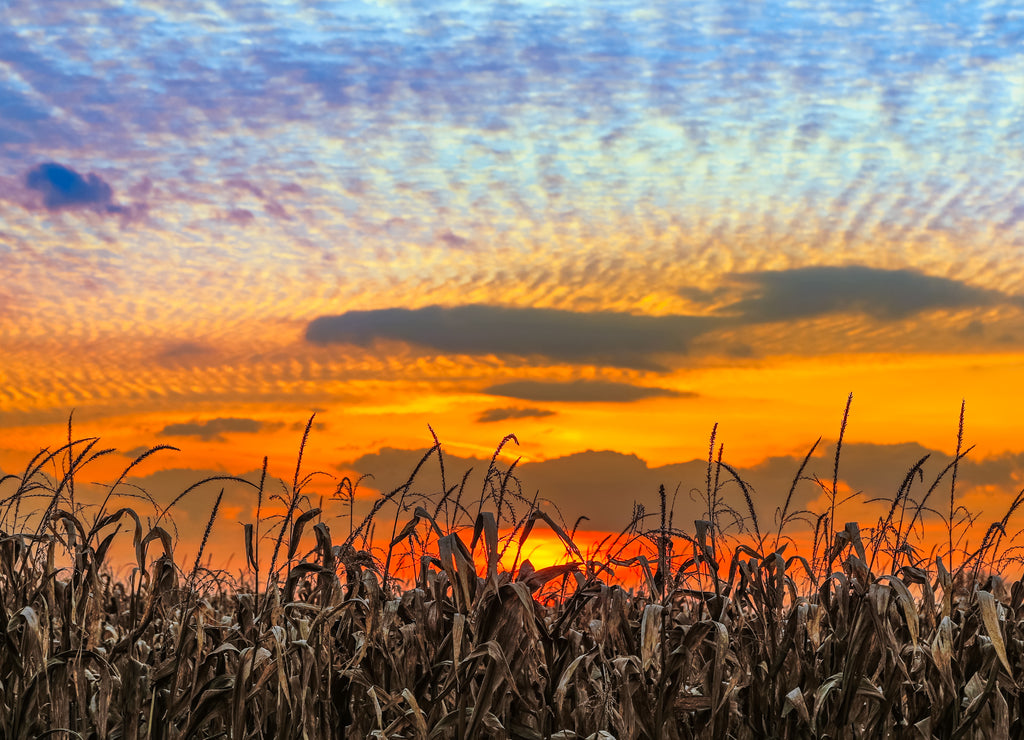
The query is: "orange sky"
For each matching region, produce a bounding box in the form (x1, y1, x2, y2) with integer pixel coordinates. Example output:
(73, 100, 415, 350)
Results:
(5, 1, 1024, 580)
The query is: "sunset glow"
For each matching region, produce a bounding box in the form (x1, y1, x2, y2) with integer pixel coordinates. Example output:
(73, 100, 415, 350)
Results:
(4, 1, 1024, 573)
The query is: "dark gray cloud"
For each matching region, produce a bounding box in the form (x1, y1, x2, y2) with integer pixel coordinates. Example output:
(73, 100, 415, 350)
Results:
(476, 406, 557, 423)
(483, 380, 690, 403)
(24, 467, 263, 563)
(117, 467, 271, 561)
(57, 437, 1024, 566)
(25, 162, 122, 214)
(159, 417, 266, 442)
(343, 446, 815, 533)
(677, 284, 731, 305)
(345, 439, 1024, 533)
(305, 267, 1019, 374)
(723, 266, 1005, 322)
(344, 446, 670, 531)
(305, 305, 717, 369)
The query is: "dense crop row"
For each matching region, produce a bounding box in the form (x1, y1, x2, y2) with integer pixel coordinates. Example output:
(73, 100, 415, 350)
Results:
(1, 408, 1023, 738)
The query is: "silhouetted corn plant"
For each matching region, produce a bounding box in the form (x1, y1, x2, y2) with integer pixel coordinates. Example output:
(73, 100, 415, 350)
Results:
(0, 405, 1023, 738)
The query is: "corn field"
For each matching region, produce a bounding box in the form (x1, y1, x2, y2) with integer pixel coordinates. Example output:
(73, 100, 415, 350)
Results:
(2, 408, 1024, 739)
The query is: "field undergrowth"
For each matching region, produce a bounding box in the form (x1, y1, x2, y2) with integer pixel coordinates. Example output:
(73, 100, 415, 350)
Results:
(2, 400, 1024, 738)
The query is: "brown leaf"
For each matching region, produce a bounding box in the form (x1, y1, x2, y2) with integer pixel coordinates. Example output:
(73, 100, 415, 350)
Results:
(977, 590, 1012, 678)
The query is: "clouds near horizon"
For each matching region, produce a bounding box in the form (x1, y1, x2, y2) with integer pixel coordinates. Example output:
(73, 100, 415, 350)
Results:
(159, 417, 272, 442)
(482, 380, 689, 404)
(477, 407, 556, 424)
(344, 439, 1024, 533)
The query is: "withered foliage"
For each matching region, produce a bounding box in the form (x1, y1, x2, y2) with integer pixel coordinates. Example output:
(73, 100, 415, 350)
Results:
(1, 410, 1024, 739)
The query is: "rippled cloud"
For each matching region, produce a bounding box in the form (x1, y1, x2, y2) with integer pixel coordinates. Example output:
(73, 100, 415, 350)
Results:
(4, 0, 1024, 484)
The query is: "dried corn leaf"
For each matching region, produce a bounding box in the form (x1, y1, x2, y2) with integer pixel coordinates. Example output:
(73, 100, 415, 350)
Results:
(554, 653, 591, 713)
(977, 590, 1012, 677)
(641, 603, 663, 672)
(783, 687, 811, 726)
(452, 613, 465, 667)
(931, 616, 955, 689)
(517, 562, 580, 593)
(876, 574, 920, 650)
(288, 507, 321, 559)
(401, 689, 428, 740)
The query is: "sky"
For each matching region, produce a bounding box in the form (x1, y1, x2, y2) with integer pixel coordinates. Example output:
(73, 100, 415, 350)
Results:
(4, 0, 1024, 571)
